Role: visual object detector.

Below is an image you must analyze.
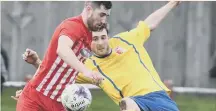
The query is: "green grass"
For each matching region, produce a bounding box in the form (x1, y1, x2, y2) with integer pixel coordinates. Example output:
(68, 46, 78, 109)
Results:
(1, 87, 216, 111)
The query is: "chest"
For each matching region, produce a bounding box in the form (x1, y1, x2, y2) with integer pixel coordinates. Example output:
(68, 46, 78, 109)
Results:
(95, 47, 142, 78)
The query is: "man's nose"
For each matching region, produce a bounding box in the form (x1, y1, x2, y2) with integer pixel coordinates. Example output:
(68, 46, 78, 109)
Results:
(98, 39, 103, 45)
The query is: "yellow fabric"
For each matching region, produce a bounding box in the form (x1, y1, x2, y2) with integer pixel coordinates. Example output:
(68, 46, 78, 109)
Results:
(76, 21, 170, 105)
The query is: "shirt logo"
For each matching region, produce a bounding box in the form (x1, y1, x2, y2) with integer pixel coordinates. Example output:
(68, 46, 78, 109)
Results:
(114, 46, 126, 54)
(80, 48, 92, 58)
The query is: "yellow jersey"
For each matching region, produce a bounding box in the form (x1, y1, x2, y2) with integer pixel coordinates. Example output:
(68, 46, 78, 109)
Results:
(76, 21, 170, 104)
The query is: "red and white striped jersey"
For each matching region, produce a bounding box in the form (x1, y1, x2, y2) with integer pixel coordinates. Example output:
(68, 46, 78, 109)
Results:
(30, 15, 92, 102)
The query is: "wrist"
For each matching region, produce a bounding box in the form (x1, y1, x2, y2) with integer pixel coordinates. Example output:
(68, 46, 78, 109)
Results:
(82, 69, 91, 75)
(169, 1, 179, 7)
(33, 59, 41, 66)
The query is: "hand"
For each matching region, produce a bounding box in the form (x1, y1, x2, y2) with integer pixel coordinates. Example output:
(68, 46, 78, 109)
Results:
(91, 71, 105, 85)
(11, 89, 22, 101)
(22, 48, 39, 65)
(83, 70, 104, 85)
(175, 1, 181, 6)
(169, 1, 181, 6)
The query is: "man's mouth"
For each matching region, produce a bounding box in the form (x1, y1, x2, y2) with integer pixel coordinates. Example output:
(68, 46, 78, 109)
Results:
(97, 48, 104, 51)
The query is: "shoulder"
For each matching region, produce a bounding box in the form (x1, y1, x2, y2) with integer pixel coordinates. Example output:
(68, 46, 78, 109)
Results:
(58, 16, 87, 38)
(60, 16, 82, 29)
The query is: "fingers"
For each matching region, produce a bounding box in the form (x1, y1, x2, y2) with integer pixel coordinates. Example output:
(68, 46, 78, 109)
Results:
(22, 48, 31, 60)
(84, 71, 105, 85)
(93, 72, 104, 80)
(22, 48, 38, 62)
(174, 1, 181, 6)
(177, 1, 181, 5)
(11, 96, 18, 101)
(16, 90, 22, 95)
(25, 48, 36, 56)
(22, 53, 27, 60)
(92, 72, 104, 85)
(11, 90, 22, 101)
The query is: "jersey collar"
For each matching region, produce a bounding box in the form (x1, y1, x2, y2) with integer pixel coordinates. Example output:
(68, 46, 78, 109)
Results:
(93, 49, 112, 58)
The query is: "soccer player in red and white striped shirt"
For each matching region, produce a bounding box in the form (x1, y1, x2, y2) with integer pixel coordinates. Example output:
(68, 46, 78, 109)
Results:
(16, 1, 112, 111)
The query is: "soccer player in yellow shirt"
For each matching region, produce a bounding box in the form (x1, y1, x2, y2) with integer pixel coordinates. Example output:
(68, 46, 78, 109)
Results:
(14, 1, 181, 111)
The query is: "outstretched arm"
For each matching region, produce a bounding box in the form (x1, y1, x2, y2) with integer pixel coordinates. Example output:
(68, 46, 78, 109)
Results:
(57, 35, 104, 83)
(11, 49, 41, 101)
(22, 48, 103, 85)
(144, 1, 181, 31)
(23, 46, 91, 72)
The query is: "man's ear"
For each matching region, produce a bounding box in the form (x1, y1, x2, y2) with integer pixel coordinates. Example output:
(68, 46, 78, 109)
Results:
(85, 1, 93, 12)
(84, 1, 91, 7)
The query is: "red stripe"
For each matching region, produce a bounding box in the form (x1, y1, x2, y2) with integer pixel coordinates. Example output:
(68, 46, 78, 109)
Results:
(54, 70, 76, 100)
(80, 57, 86, 63)
(79, 57, 83, 63)
(71, 71, 79, 84)
(47, 43, 83, 97)
(52, 42, 84, 100)
(82, 58, 87, 63)
(47, 66, 70, 97)
(41, 60, 64, 94)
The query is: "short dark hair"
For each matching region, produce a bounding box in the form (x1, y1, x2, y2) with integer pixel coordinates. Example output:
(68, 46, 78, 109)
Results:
(91, 1, 112, 10)
(97, 23, 109, 34)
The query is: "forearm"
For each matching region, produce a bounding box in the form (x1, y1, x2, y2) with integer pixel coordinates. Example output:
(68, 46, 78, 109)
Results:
(31, 47, 88, 73)
(57, 45, 88, 74)
(144, 1, 178, 30)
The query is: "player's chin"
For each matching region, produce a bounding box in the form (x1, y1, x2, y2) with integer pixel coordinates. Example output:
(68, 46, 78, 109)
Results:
(97, 52, 106, 57)
(95, 50, 103, 55)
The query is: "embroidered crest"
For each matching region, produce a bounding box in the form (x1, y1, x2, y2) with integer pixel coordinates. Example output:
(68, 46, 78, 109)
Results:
(80, 48, 92, 58)
(114, 46, 126, 54)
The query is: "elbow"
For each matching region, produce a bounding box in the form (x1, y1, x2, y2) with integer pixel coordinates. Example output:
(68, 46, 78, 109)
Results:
(149, 24, 157, 31)
(56, 45, 62, 55)
(145, 21, 157, 31)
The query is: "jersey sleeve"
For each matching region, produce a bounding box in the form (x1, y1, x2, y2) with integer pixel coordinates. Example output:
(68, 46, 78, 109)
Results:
(75, 59, 95, 84)
(115, 21, 151, 45)
(59, 21, 81, 42)
(75, 73, 93, 84)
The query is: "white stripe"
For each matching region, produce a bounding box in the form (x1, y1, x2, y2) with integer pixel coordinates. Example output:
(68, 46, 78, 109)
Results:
(36, 57, 61, 91)
(73, 46, 79, 54)
(50, 54, 82, 99)
(69, 71, 78, 84)
(50, 68, 74, 99)
(56, 72, 77, 102)
(43, 62, 67, 96)
(77, 53, 82, 60)
(55, 71, 78, 102)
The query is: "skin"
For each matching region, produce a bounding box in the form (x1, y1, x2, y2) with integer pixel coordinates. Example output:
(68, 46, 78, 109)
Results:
(12, 1, 181, 111)
(91, 29, 111, 57)
(56, 2, 111, 83)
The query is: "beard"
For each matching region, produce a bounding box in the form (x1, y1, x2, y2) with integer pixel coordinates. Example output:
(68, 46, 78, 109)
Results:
(87, 16, 105, 31)
(87, 18, 97, 31)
